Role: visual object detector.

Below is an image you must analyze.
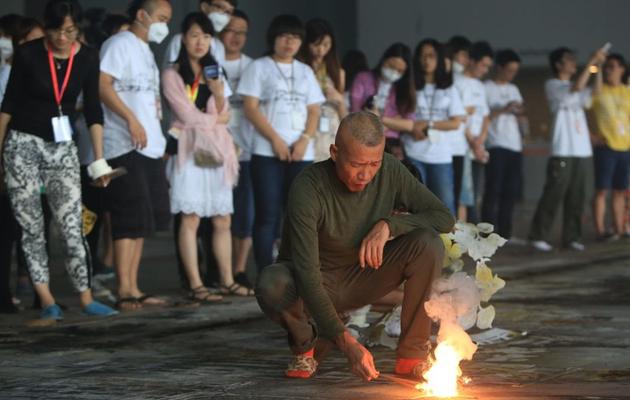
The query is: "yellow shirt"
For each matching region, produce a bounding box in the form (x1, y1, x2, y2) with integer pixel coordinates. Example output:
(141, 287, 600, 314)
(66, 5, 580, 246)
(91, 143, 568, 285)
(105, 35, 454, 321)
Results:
(592, 84, 630, 151)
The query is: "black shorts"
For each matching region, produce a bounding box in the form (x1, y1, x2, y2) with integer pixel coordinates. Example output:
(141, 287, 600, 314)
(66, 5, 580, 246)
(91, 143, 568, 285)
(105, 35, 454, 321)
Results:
(104, 151, 170, 240)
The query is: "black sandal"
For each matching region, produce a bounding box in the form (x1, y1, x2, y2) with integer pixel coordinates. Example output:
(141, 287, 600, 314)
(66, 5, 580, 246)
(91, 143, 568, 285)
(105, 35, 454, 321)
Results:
(115, 297, 141, 311)
(189, 286, 223, 303)
(219, 283, 255, 297)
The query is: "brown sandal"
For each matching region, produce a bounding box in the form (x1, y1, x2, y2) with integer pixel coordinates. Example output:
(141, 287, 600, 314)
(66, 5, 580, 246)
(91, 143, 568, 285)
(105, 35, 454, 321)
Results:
(189, 286, 223, 303)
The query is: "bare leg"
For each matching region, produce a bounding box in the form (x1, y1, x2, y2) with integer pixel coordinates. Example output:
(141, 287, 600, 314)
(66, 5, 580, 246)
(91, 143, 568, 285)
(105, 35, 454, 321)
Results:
(592, 190, 607, 236)
(457, 205, 467, 223)
(612, 190, 626, 235)
(212, 215, 234, 287)
(114, 238, 141, 309)
(102, 213, 114, 267)
(179, 213, 204, 289)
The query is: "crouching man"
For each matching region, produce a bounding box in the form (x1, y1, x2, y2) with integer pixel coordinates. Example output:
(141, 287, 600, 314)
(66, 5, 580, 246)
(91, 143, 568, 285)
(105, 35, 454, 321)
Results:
(256, 111, 455, 381)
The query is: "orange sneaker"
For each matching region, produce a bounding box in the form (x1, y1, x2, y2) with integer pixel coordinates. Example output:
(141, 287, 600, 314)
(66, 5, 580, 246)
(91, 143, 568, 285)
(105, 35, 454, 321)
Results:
(394, 357, 430, 380)
(285, 349, 318, 379)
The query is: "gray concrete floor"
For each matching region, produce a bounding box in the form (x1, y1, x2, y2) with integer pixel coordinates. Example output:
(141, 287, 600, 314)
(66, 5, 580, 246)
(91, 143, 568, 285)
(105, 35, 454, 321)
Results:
(1, 206, 630, 399)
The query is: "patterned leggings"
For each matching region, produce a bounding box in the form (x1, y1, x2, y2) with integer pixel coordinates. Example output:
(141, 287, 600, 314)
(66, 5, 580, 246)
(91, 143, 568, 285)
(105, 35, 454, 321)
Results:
(3, 131, 90, 292)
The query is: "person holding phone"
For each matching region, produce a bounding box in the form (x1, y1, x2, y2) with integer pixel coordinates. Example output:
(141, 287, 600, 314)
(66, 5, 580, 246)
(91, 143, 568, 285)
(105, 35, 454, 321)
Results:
(238, 15, 324, 271)
(528, 46, 606, 252)
(162, 12, 249, 299)
(350, 43, 415, 160)
(0, 0, 117, 320)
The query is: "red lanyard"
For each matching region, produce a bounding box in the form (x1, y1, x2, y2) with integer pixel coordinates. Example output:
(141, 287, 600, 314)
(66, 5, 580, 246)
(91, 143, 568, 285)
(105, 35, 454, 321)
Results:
(48, 42, 76, 115)
(186, 74, 201, 103)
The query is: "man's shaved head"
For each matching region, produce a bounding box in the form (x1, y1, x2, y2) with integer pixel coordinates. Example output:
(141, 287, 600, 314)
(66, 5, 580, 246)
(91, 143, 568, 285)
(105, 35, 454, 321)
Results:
(330, 112, 386, 192)
(336, 111, 385, 148)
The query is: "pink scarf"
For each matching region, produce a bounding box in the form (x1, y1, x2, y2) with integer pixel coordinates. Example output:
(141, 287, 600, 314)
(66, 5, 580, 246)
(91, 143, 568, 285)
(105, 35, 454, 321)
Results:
(161, 67, 239, 187)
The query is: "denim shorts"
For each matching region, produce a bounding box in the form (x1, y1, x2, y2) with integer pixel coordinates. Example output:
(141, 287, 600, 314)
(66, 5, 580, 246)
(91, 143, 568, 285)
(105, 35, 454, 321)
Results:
(594, 146, 630, 190)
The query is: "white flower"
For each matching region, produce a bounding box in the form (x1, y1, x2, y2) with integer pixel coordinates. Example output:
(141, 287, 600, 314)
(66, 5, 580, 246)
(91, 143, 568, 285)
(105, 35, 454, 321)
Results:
(476, 305, 496, 329)
(476, 222, 494, 234)
(475, 263, 506, 302)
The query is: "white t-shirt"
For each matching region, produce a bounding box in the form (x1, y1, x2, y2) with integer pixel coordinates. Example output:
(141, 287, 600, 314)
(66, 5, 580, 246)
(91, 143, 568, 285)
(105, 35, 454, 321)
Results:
(545, 78, 592, 157)
(236, 56, 325, 161)
(163, 34, 225, 69)
(450, 75, 490, 156)
(484, 80, 523, 152)
(402, 84, 465, 164)
(223, 54, 254, 161)
(100, 31, 165, 159)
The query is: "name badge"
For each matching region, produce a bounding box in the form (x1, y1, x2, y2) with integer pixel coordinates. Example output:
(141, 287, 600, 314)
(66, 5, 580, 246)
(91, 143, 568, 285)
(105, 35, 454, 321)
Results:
(427, 128, 441, 144)
(292, 109, 307, 131)
(52, 115, 73, 142)
(319, 116, 331, 133)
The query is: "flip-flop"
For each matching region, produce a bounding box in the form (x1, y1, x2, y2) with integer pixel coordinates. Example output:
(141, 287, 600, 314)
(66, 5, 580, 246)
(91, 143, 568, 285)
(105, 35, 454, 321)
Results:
(115, 297, 141, 311)
(137, 294, 171, 307)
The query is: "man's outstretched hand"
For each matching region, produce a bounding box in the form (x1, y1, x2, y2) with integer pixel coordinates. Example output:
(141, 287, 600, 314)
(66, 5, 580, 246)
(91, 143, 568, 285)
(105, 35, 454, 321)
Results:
(359, 220, 391, 269)
(336, 330, 379, 381)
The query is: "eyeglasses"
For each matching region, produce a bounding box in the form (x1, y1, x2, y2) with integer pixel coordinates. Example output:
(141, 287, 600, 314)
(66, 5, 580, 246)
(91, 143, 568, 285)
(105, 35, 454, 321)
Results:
(223, 28, 247, 37)
(47, 26, 79, 39)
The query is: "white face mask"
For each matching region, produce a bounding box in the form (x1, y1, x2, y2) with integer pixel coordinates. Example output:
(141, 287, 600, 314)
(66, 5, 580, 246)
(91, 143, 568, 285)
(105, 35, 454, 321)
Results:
(0, 37, 13, 62)
(381, 67, 402, 84)
(453, 61, 465, 74)
(208, 12, 230, 33)
(143, 11, 169, 44)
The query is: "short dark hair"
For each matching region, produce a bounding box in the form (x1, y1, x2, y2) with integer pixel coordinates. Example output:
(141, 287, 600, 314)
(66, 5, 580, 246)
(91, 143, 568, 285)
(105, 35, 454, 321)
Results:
(231, 9, 249, 24)
(266, 14, 304, 53)
(414, 38, 452, 90)
(12, 17, 44, 49)
(447, 35, 471, 55)
(470, 41, 494, 62)
(0, 14, 23, 37)
(495, 49, 521, 66)
(127, 0, 168, 21)
(605, 53, 629, 84)
(549, 47, 572, 76)
(43, 0, 83, 30)
(200, 0, 238, 7)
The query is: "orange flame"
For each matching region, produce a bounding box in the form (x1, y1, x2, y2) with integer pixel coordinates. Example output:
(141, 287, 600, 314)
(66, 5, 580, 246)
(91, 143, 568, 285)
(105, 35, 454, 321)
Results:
(416, 342, 462, 397)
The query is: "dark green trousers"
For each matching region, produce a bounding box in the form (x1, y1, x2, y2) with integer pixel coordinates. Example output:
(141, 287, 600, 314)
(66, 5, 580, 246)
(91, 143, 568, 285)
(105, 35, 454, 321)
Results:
(529, 157, 592, 245)
(255, 228, 443, 359)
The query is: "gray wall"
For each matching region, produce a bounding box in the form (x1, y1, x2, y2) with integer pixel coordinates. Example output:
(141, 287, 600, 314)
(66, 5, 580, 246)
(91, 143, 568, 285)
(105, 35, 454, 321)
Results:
(357, 0, 630, 67)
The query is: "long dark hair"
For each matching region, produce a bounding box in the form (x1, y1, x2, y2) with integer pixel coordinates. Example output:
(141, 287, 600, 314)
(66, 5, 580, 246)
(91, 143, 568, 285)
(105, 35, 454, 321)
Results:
(175, 12, 218, 85)
(414, 38, 452, 90)
(373, 43, 415, 115)
(298, 18, 342, 92)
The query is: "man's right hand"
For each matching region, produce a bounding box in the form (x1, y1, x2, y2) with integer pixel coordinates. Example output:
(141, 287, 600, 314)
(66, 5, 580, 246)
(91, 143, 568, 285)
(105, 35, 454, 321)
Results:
(128, 117, 147, 149)
(336, 330, 379, 381)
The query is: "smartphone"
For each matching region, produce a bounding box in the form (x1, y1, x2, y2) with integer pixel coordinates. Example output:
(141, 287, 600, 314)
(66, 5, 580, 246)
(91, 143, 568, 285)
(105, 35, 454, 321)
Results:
(601, 42, 612, 53)
(203, 64, 219, 80)
(363, 95, 375, 110)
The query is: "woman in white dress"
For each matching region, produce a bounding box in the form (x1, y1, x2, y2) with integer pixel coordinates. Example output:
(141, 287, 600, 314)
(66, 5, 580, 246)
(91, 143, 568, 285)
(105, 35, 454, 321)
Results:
(162, 12, 252, 301)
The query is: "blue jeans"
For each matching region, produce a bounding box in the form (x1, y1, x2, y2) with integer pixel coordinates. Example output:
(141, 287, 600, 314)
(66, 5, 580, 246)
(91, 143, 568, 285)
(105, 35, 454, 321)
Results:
(408, 158, 455, 214)
(232, 161, 255, 238)
(250, 155, 311, 270)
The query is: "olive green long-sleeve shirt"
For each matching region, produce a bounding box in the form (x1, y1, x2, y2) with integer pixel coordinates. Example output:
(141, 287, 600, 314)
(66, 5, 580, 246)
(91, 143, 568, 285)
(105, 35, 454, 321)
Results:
(277, 153, 455, 340)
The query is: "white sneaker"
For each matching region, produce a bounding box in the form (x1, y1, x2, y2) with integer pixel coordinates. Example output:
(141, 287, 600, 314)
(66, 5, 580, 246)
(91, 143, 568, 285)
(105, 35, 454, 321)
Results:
(567, 241, 585, 251)
(531, 240, 553, 252)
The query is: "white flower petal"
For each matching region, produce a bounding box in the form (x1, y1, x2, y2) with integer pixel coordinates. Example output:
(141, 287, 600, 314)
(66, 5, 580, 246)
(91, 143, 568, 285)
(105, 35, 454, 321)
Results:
(476, 305, 496, 329)
(476, 222, 494, 234)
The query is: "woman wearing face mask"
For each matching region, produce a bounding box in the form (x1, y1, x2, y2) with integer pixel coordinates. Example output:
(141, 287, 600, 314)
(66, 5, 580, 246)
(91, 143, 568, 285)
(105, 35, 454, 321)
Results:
(383, 39, 465, 214)
(298, 18, 347, 161)
(162, 12, 248, 299)
(350, 43, 415, 159)
(163, 0, 237, 69)
(0, 0, 118, 320)
(238, 15, 324, 270)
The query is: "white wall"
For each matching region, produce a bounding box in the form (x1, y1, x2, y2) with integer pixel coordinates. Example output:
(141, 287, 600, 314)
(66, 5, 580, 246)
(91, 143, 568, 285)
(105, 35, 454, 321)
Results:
(358, 0, 630, 67)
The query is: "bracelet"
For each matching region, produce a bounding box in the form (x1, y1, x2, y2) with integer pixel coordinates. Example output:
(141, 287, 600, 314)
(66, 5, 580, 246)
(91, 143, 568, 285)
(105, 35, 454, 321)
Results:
(300, 133, 313, 141)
